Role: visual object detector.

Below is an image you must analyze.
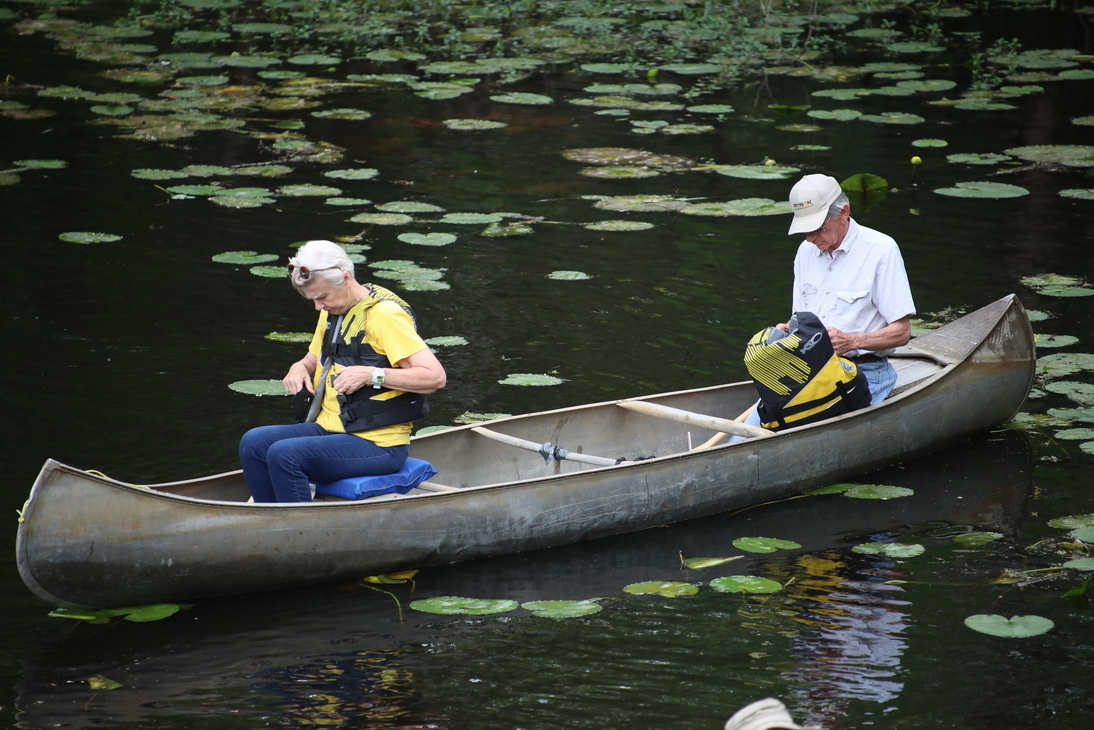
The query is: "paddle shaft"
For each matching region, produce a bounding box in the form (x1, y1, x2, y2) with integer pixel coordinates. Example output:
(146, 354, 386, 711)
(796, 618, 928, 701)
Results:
(616, 400, 771, 441)
(470, 427, 622, 466)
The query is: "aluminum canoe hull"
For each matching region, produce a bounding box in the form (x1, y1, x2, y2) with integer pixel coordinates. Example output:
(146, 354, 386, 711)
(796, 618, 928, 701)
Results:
(16, 295, 1035, 607)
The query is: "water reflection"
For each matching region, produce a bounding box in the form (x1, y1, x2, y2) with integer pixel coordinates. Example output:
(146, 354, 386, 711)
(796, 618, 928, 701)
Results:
(17, 432, 1032, 729)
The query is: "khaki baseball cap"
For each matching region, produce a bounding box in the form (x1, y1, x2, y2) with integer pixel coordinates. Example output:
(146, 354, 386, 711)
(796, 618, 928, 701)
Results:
(788, 174, 842, 235)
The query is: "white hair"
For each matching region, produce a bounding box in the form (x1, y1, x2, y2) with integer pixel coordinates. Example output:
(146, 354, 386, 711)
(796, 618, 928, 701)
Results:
(288, 240, 353, 289)
(827, 192, 850, 219)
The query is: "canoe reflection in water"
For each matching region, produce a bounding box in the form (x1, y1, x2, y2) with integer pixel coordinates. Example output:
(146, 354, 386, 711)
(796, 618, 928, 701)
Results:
(16, 431, 1032, 730)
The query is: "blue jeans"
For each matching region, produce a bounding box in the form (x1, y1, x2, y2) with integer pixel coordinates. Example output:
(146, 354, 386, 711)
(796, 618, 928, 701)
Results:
(239, 423, 408, 503)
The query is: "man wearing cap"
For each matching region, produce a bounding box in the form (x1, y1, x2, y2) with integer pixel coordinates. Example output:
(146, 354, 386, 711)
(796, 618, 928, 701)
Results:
(780, 173, 915, 404)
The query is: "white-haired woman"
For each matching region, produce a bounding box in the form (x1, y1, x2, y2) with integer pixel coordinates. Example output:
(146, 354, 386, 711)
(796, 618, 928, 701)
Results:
(239, 240, 446, 502)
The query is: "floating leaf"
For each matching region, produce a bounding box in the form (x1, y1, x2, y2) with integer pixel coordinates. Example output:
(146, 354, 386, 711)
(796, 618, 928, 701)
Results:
(844, 484, 914, 500)
(14, 159, 67, 169)
(807, 109, 862, 121)
(713, 165, 799, 180)
(212, 251, 278, 264)
(583, 220, 653, 231)
(491, 92, 553, 105)
(660, 63, 722, 75)
(443, 118, 508, 130)
(687, 104, 735, 114)
(90, 104, 134, 116)
(410, 596, 518, 615)
(1036, 334, 1079, 348)
(1039, 353, 1094, 377)
(1064, 558, 1094, 571)
(562, 148, 693, 169)
(324, 168, 379, 180)
(483, 221, 535, 237)
(1072, 526, 1094, 542)
(683, 556, 743, 569)
(912, 139, 948, 148)
(522, 600, 603, 618)
(378, 201, 445, 214)
(579, 165, 660, 179)
(1046, 381, 1094, 405)
(1060, 189, 1094, 200)
(289, 54, 341, 65)
(591, 195, 690, 212)
(49, 607, 109, 622)
(548, 270, 591, 281)
(425, 335, 469, 347)
(350, 213, 414, 225)
(439, 212, 504, 224)
(803, 483, 854, 495)
(229, 379, 287, 395)
(842, 173, 889, 191)
(265, 332, 311, 343)
(1049, 514, 1094, 529)
(732, 537, 801, 553)
(1004, 144, 1094, 168)
(121, 604, 181, 622)
(680, 198, 785, 217)
(1054, 428, 1094, 440)
(952, 532, 1004, 546)
(59, 232, 122, 244)
(87, 676, 123, 690)
(933, 181, 1030, 198)
(709, 576, 783, 594)
(623, 581, 698, 597)
(853, 543, 925, 558)
(860, 112, 925, 125)
(964, 614, 1054, 638)
(498, 373, 566, 386)
(399, 232, 457, 246)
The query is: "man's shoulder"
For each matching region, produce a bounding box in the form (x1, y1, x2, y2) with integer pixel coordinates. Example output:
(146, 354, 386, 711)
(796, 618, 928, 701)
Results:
(853, 222, 899, 250)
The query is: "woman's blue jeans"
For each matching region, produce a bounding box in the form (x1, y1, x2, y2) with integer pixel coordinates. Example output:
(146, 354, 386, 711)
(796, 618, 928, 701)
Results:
(239, 423, 408, 503)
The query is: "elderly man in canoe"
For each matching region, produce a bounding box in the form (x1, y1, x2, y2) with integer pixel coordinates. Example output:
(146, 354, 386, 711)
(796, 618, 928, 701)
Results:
(239, 240, 446, 502)
(709, 175, 915, 444)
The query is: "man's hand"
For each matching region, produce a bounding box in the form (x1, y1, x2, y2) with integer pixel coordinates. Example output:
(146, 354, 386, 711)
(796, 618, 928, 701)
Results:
(775, 322, 790, 333)
(826, 327, 858, 356)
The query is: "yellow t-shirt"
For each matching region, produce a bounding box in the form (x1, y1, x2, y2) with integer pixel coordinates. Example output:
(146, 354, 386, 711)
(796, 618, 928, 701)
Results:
(308, 295, 428, 447)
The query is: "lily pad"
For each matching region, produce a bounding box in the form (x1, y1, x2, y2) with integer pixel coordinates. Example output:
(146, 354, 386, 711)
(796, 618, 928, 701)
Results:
(212, 251, 278, 264)
(853, 543, 925, 557)
(58, 232, 122, 244)
(687, 104, 735, 114)
(912, 138, 948, 147)
(842, 173, 888, 191)
(228, 379, 287, 396)
(591, 195, 690, 212)
(442, 118, 508, 130)
(1036, 334, 1079, 348)
(349, 213, 414, 225)
(1048, 514, 1094, 529)
(288, 54, 341, 65)
(326, 197, 374, 206)
(1038, 353, 1094, 377)
(843, 484, 914, 500)
(410, 597, 519, 615)
(522, 600, 603, 618)
(1003, 144, 1094, 168)
(713, 165, 799, 180)
(1060, 189, 1094, 200)
(623, 581, 698, 597)
(946, 153, 1013, 165)
(1046, 381, 1094, 404)
(1022, 273, 1083, 288)
(952, 532, 1004, 546)
(277, 184, 342, 197)
(439, 212, 504, 224)
(425, 335, 469, 346)
(453, 412, 512, 424)
(498, 373, 566, 386)
(377, 201, 445, 213)
(548, 270, 591, 280)
(398, 232, 457, 246)
(579, 165, 660, 179)
(1064, 558, 1094, 571)
(324, 168, 379, 180)
(964, 614, 1054, 638)
(87, 676, 123, 690)
(562, 148, 693, 169)
(14, 159, 67, 169)
(933, 181, 1030, 198)
(732, 537, 801, 553)
(311, 108, 372, 120)
(583, 220, 653, 231)
(860, 112, 926, 125)
(265, 332, 312, 343)
(490, 92, 553, 105)
(680, 198, 784, 217)
(1054, 428, 1094, 440)
(807, 109, 862, 121)
(709, 575, 783, 594)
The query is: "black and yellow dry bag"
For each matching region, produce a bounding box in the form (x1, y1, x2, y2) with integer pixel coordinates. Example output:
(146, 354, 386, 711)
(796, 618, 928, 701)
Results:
(744, 311, 871, 431)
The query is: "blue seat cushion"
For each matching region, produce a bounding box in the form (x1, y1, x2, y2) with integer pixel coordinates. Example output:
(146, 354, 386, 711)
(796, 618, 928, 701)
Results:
(314, 457, 438, 500)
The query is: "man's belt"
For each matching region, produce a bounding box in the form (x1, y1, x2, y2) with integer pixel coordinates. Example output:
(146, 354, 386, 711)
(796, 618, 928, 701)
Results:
(850, 353, 884, 364)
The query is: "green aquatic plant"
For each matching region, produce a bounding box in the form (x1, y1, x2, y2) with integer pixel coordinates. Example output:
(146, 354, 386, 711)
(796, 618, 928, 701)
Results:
(732, 537, 801, 554)
(709, 575, 782, 594)
(964, 614, 1053, 638)
(410, 597, 518, 615)
(623, 581, 698, 597)
(522, 600, 603, 618)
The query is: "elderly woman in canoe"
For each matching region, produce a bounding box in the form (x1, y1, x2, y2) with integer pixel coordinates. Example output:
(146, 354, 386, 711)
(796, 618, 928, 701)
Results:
(239, 240, 446, 502)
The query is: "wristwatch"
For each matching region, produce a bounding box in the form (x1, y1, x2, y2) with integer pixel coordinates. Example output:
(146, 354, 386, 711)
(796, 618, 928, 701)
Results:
(370, 368, 386, 388)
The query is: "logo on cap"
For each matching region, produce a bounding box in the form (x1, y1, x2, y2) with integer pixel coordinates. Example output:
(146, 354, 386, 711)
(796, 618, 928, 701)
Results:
(792, 199, 812, 210)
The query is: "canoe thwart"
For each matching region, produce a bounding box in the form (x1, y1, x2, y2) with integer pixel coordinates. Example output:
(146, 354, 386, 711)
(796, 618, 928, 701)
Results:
(470, 427, 625, 467)
(416, 481, 462, 492)
(616, 400, 773, 439)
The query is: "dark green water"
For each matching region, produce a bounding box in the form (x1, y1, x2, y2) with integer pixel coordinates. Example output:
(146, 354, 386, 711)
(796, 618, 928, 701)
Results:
(3, 1, 1094, 728)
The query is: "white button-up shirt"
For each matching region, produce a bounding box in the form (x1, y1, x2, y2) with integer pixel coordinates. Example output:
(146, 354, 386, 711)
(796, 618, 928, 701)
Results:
(791, 219, 915, 357)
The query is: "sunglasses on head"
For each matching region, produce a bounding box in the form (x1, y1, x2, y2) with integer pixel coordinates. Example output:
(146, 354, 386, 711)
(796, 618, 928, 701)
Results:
(288, 264, 341, 280)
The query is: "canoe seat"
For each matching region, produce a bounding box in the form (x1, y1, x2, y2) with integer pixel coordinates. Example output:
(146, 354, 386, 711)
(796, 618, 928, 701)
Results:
(313, 457, 437, 501)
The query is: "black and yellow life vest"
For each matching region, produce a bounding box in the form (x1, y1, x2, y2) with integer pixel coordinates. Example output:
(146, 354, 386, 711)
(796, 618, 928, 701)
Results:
(320, 284, 429, 432)
(744, 311, 871, 431)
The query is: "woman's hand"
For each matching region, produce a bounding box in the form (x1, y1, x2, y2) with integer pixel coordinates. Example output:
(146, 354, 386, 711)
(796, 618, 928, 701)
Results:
(283, 354, 318, 394)
(332, 366, 371, 395)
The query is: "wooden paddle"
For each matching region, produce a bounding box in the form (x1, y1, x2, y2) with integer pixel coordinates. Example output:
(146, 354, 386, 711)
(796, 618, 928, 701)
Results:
(690, 404, 760, 450)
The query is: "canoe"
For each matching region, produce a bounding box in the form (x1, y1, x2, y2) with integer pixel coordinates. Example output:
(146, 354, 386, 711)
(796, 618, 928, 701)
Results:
(16, 295, 1035, 608)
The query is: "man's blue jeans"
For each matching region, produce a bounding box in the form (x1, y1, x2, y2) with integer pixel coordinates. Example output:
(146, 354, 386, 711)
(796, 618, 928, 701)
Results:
(239, 422, 408, 503)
